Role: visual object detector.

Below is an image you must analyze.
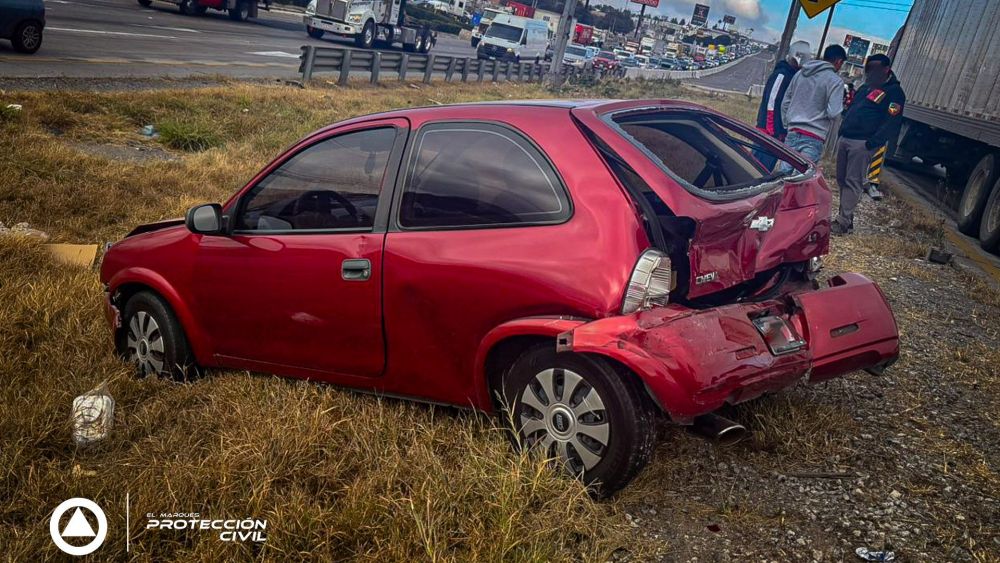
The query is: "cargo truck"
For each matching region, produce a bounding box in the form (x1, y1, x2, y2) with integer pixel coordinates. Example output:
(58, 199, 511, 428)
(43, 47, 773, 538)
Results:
(304, 0, 434, 52)
(888, 0, 1000, 252)
(136, 0, 261, 21)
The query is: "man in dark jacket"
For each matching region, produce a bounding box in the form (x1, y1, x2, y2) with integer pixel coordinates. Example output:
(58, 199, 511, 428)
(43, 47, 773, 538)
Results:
(754, 44, 805, 170)
(833, 54, 905, 234)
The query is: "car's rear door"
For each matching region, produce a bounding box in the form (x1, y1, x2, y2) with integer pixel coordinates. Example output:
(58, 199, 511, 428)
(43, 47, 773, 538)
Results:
(192, 119, 408, 378)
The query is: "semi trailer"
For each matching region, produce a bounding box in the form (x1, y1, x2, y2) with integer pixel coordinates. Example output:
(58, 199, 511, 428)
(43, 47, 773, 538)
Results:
(137, 0, 262, 21)
(304, 0, 434, 52)
(888, 0, 1000, 252)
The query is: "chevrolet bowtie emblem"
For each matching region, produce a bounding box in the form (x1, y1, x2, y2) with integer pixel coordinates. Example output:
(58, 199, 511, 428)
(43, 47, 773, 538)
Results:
(750, 216, 775, 232)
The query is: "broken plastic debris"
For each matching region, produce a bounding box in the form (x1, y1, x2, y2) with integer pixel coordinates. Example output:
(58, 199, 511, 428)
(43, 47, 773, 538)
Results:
(141, 125, 158, 138)
(5, 103, 22, 111)
(46, 244, 98, 267)
(855, 547, 896, 562)
(0, 221, 50, 241)
(72, 382, 115, 446)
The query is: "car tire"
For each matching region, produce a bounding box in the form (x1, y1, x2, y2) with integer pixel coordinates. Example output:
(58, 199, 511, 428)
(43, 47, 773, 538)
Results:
(193, 3, 207, 14)
(120, 291, 198, 381)
(306, 25, 324, 39)
(228, 1, 249, 21)
(12, 20, 43, 54)
(178, 0, 192, 14)
(957, 153, 997, 236)
(355, 20, 375, 49)
(978, 178, 1000, 253)
(499, 344, 656, 497)
(137, 0, 152, 5)
(418, 32, 431, 53)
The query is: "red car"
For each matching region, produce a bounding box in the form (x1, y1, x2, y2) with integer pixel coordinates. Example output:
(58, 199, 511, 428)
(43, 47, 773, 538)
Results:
(100, 100, 899, 494)
(592, 50, 620, 71)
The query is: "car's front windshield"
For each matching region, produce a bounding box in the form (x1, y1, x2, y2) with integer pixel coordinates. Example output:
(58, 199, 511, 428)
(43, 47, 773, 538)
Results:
(485, 23, 523, 42)
(565, 46, 587, 56)
(598, 51, 615, 59)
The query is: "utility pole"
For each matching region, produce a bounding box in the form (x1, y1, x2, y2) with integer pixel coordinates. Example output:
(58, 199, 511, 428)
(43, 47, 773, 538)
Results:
(816, 4, 835, 57)
(775, 0, 801, 63)
(546, 0, 579, 84)
(633, 3, 646, 39)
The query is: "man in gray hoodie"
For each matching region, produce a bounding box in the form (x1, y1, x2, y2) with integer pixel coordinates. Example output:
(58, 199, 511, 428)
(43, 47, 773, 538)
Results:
(778, 45, 848, 171)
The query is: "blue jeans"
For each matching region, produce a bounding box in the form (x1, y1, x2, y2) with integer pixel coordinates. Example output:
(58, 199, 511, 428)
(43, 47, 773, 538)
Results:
(779, 130, 824, 172)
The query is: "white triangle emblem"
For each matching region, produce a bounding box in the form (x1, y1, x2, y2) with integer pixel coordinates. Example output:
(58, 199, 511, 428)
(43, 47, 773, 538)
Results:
(61, 507, 97, 537)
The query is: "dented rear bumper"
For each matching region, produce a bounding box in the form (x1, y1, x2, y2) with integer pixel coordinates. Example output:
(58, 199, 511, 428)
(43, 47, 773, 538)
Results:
(561, 273, 899, 423)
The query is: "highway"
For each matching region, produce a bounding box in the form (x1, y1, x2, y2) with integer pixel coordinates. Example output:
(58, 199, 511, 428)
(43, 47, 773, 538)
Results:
(0, 0, 476, 78)
(691, 50, 772, 94)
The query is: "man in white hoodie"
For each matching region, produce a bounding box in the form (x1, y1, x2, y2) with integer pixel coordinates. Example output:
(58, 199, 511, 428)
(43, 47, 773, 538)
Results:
(778, 45, 848, 171)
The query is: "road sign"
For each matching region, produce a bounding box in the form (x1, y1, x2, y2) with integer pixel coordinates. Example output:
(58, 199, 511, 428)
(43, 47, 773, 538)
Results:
(631, 0, 659, 7)
(691, 3, 710, 26)
(799, 0, 842, 18)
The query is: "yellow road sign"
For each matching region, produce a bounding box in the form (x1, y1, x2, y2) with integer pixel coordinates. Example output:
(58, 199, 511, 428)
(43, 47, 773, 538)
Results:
(799, 0, 842, 18)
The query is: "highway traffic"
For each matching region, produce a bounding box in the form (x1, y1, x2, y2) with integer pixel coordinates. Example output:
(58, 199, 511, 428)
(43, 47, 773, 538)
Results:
(0, 0, 476, 78)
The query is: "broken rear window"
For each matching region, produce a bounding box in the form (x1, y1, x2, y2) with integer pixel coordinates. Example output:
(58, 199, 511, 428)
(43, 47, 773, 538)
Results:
(607, 109, 803, 200)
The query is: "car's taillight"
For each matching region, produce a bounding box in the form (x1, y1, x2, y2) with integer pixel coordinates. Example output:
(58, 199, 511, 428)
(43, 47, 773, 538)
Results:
(622, 249, 672, 314)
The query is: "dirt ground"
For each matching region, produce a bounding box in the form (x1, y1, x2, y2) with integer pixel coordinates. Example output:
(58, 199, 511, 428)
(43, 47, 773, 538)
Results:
(1, 79, 997, 561)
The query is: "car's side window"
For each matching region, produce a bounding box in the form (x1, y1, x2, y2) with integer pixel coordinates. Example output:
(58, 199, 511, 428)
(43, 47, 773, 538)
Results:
(399, 123, 570, 229)
(235, 127, 396, 232)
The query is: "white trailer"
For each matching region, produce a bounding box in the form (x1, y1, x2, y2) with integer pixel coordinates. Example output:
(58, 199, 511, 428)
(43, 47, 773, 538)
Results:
(305, 0, 434, 52)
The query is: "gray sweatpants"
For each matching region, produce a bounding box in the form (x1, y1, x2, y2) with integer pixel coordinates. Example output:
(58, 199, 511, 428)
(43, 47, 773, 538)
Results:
(835, 137, 873, 229)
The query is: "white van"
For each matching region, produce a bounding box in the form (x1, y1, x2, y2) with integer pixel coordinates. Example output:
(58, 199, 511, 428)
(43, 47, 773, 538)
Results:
(476, 14, 549, 63)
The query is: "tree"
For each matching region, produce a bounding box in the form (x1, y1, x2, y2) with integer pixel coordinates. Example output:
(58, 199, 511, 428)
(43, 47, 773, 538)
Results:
(670, 17, 678, 24)
(680, 18, 686, 25)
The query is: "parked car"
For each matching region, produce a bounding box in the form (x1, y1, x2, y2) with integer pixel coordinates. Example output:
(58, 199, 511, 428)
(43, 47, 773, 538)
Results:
(561, 43, 594, 68)
(0, 0, 44, 54)
(100, 100, 900, 495)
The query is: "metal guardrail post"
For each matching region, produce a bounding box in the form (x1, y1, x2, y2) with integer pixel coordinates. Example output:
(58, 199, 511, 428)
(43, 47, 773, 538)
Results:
(423, 54, 435, 84)
(477, 60, 485, 82)
(301, 45, 316, 82)
(492, 60, 500, 82)
(461, 58, 470, 82)
(371, 51, 381, 84)
(505, 61, 512, 81)
(446, 57, 456, 82)
(339, 49, 352, 86)
(399, 53, 408, 81)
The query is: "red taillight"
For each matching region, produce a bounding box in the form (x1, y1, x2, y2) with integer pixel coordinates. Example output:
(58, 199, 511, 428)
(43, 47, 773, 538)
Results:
(752, 315, 806, 355)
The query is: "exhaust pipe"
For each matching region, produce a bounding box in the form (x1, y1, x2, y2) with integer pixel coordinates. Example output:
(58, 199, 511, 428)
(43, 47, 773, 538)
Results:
(691, 413, 748, 446)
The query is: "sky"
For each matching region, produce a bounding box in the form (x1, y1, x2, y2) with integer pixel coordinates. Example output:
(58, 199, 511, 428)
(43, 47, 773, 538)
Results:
(619, 0, 912, 47)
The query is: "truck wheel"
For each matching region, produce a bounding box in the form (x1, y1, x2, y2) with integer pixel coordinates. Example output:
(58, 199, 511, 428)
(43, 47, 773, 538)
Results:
(307, 25, 324, 39)
(193, 3, 207, 14)
(11, 20, 42, 54)
(978, 178, 1000, 252)
(957, 153, 997, 236)
(499, 344, 656, 498)
(229, 1, 250, 21)
(355, 20, 375, 49)
(137, 0, 152, 6)
(120, 291, 198, 382)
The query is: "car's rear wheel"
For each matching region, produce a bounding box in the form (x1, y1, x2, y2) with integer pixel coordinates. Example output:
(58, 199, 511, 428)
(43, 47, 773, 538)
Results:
(500, 345, 655, 497)
(12, 20, 43, 54)
(229, 1, 249, 21)
(120, 291, 197, 381)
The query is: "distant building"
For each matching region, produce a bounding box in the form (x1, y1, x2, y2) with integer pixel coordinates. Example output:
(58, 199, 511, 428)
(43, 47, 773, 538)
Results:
(533, 8, 560, 34)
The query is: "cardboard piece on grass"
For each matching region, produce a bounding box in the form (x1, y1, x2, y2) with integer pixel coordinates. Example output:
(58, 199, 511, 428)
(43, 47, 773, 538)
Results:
(46, 244, 98, 267)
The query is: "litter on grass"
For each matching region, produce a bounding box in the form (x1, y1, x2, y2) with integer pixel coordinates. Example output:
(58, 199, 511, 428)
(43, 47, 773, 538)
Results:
(855, 547, 896, 562)
(72, 382, 115, 445)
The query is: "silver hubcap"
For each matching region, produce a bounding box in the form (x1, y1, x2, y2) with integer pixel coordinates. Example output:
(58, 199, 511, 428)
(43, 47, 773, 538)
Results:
(518, 368, 610, 474)
(962, 169, 987, 216)
(365, 26, 373, 44)
(127, 311, 165, 375)
(22, 26, 40, 49)
(986, 192, 1000, 233)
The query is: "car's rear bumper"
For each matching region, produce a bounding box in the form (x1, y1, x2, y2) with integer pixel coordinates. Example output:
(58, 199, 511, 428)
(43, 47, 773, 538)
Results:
(560, 273, 899, 423)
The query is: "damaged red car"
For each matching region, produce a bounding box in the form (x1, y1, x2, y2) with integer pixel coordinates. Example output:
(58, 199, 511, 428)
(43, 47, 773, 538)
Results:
(100, 100, 899, 495)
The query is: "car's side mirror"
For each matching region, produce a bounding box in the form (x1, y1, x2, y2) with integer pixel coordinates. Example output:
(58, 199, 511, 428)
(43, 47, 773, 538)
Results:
(185, 203, 225, 235)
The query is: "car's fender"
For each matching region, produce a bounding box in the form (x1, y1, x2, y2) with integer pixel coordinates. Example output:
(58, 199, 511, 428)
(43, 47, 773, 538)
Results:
(107, 267, 212, 365)
(472, 316, 588, 410)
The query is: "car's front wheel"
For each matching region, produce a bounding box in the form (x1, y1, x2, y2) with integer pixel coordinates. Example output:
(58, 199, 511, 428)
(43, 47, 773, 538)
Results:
(501, 345, 656, 497)
(12, 20, 43, 54)
(120, 291, 197, 381)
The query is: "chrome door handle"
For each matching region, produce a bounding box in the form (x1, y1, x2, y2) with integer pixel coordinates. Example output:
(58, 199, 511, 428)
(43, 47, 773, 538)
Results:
(341, 258, 371, 281)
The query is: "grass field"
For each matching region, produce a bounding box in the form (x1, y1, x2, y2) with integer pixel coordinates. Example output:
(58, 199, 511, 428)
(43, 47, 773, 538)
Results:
(0, 79, 725, 561)
(2, 78, 997, 561)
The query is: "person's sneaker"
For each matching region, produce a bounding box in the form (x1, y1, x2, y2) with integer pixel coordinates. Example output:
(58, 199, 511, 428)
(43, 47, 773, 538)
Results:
(831, 221, 853, 236)
(867, 184, 884, 201)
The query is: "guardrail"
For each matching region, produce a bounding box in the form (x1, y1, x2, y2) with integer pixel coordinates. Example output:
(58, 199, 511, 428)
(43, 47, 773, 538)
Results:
(298, 45, 551, 85)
